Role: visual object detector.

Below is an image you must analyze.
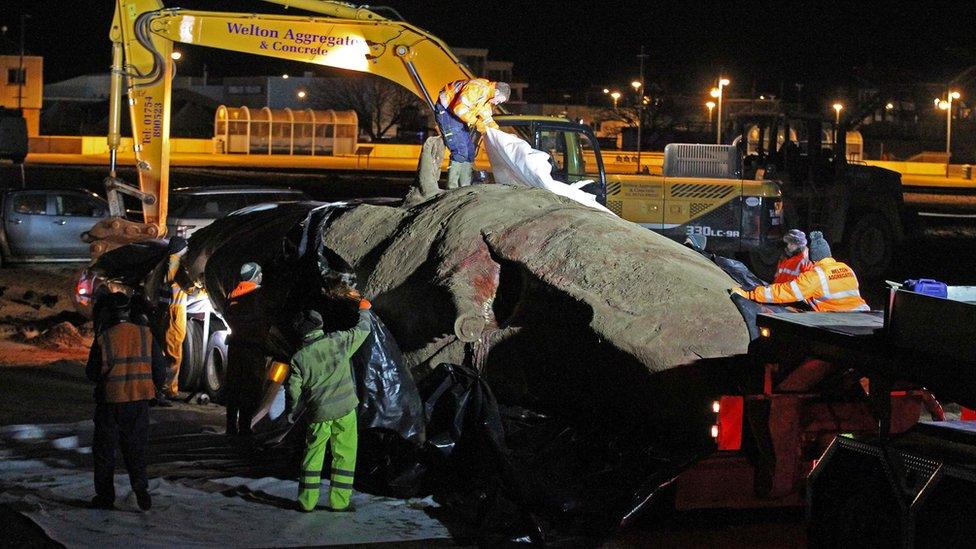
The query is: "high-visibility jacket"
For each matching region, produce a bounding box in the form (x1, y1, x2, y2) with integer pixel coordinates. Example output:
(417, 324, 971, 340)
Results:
(286, 310, 372, 422)
(229, 281, 259, 300)
(95, 323, 158, 403)
(438, 79, 499, 132)
(156, 281, 188, 395)
(773, 250, 814, 284)
(747, 257, 870, 312)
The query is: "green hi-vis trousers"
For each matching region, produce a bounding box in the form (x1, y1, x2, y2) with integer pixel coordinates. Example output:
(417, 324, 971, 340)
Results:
(298, 409, 358, 511)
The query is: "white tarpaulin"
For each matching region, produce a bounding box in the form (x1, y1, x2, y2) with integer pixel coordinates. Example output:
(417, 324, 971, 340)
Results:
(0, 421, 450, 547)
(484, 127, 615, 215)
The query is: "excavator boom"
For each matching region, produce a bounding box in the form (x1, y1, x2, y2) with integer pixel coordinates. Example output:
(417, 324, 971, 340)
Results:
(91, 0, 476, 257)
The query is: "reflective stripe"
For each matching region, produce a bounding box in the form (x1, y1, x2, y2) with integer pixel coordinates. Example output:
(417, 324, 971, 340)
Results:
(298, 481, 321, 491)
(330, 481, 354, 490)
(852, 303, 871, 311)
(109, 356, 153, 365)
(303, 470, 322, 477)
(104, 373, 153, 382)
(777, 266, 801, 276)
(763, 286, 773, 302)
(140, 327, 149, 364)
(829, 289, 862, 299)
(814, 267, 831, 297)
(789, 281, 804, 301)
(331, 468, 355, 477)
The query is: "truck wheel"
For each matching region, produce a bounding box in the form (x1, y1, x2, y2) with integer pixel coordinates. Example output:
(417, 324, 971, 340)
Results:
(179, 319, 204, 391)
(204, 332, 228, 402)
(844, 213, 893, 280)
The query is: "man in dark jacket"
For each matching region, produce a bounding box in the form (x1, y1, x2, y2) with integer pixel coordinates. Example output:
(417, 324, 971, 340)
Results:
(285, 293, 372, 512)
(224, 262, 267, 437)
(86, 291, 167, 511)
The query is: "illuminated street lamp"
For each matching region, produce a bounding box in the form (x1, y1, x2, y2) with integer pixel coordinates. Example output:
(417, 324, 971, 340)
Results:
(282, 73, 289, 79)
(939, 90, 961, 176)
(297, 89, 307, 101)
(631, 80, 642, 93)
(170, 51, 183, 61)
(610, 91, 621, 109)
(705, 101, 716, 124)
(832, 103, 843, 146)
(712, 77, 730, 143)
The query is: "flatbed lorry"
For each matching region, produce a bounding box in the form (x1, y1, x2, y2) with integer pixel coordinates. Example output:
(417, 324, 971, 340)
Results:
(665, 283, 976, 540)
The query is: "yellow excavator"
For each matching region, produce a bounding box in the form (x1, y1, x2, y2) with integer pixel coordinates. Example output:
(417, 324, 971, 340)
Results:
(89, 0, 781, 265)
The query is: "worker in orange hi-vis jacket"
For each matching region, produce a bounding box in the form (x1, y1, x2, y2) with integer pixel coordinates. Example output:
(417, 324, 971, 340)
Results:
(773, 229, 815, 284)
(435, 78, 510, 189)
(732, 231, 869, 312)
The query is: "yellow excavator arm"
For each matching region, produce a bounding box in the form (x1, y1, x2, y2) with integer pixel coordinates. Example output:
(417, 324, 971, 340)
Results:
(90, 0, 475, 257)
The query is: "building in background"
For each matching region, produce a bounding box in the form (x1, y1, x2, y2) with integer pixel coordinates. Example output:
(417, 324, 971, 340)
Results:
(1, 55, 43, 136)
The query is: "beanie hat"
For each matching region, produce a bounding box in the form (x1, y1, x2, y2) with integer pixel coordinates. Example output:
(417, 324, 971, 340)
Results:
(295, 309, 323, 336)
(808, 231, 831, 262)
(783, 229, 807, 255)
(240, 262, 262, 283)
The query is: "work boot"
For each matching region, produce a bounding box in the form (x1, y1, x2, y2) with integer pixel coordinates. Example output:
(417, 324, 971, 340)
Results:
(446, 161, 470, 189)
(135, 490, 152, 511)
(457, 162, 474, 187)
(154, 392, 173, 408)
(328, 503, 356, 513)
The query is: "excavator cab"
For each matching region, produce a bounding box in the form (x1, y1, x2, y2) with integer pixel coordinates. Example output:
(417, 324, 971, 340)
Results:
(494, 115, 608, 205)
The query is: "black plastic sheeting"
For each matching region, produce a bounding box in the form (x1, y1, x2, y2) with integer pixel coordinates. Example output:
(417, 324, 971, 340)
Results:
(352, 313, 425, 444)
(89, 239, 169, 286)
(695, 248, 794, 340)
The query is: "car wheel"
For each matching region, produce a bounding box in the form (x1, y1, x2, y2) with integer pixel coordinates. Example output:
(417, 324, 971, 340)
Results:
(179, 318, 204, 391)
(843, 213, 893, 280)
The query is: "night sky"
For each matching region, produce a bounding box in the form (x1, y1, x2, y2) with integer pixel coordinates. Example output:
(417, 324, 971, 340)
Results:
(3, 0, 974, 100)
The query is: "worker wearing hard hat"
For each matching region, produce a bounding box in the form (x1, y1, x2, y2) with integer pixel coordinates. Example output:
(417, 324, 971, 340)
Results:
(155, 236, 191, 400)
(435, 78, 510, 188)
(86, 291, 167, 511)
(773, 229, 814, 284)
(732, 231, 869, 312)
(225, 262, 265, 438)
(286, 291, 372, 512)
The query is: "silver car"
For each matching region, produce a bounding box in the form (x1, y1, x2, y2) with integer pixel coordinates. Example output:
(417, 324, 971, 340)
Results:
(167, 186, 310, 238)
(1, 188, 108, 264)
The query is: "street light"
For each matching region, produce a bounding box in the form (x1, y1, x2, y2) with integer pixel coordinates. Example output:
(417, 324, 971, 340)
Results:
(170, 51, 183, 61)
(282, 73, 289, 79)
(940, 90, 961, 176)
(713, 77, 729, 144)
(297, 90, 307, 101)
(832, 103, 843, 147)
(610, 91, 621, 109)
(705, 101, 716, 124)
(631, 81, 642, 93)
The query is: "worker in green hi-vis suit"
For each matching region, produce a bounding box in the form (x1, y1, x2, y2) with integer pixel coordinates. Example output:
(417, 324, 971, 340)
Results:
(285, 294, 372, 512)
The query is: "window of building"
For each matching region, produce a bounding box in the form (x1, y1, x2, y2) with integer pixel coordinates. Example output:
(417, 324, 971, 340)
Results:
(7, 68, 26, 85)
